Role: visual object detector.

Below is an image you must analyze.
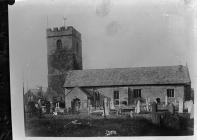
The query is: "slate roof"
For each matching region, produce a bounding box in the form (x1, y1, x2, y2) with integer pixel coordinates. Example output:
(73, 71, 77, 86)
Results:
(64, 65, 191, 88)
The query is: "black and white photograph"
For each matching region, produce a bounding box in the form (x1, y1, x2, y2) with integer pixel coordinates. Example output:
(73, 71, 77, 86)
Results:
(8, 0, 196, 138)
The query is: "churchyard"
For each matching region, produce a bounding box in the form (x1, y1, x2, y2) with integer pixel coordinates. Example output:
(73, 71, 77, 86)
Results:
(24, 98, 194, 136)
(25, 113, 193, 136)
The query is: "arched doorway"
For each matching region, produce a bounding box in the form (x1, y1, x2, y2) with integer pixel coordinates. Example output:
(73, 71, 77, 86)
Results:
(71, 98, 81, 113)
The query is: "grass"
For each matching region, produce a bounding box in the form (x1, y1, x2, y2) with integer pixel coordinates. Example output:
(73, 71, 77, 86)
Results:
(25, 114, 194, 137)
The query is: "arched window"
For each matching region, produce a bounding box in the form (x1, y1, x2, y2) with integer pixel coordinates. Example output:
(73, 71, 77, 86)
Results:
(56, 39, 62, 49)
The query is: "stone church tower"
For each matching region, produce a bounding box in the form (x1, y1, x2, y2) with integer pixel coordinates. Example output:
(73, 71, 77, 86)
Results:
(46, 26, 82, 95)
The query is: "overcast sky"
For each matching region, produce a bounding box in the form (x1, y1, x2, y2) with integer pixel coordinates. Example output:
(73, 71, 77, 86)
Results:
(9, 0, 196, 89)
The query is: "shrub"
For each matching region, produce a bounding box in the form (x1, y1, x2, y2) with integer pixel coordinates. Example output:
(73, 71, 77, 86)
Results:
(161, 113, 180, 130)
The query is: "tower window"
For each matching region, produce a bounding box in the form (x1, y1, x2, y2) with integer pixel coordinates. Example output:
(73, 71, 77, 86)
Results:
(56, 39, 62, 49)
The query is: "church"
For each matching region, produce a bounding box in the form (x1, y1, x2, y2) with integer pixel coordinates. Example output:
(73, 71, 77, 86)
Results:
(46, 26, 191, 113)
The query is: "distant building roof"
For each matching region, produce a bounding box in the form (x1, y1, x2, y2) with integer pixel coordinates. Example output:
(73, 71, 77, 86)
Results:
(64, 65, 191, 88)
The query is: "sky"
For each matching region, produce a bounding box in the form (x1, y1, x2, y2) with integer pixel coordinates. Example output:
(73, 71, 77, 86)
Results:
(9, 0, 197, 90)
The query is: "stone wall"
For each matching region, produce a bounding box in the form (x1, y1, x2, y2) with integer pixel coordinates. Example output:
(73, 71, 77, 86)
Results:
(83, 85, 185, 106)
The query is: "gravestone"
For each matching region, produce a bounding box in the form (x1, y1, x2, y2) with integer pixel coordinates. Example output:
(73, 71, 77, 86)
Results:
(135, 106, 137, 113)
(146, 98, 150, 111)
(178, 98, 183, 113)
(190, 104, 194, 119)
(88, 105, 93, 114)
(184, 100, 193, 113)
(110, 100, 115, 109)
(104, 98, 109, 116)
(165, 95, 168, 106)
(151, 101, 160, 125)
(130, 110, 134, 118)
(186, 100, 193, 113)
(38, 99, 42, 107)
(184, 100, 194, 118)
(88, 99, 91, 115)
(136, 100, 141, 114)
(151, 101, 157, 113)
(168, 103, 175, 114)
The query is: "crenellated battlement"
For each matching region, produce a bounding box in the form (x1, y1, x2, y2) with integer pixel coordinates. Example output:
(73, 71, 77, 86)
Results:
(46, 26, 81, 39)
(47, 26, 73, 32)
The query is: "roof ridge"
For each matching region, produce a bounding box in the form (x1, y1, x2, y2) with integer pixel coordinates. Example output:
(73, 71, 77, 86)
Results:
(67, 65, 185, 72)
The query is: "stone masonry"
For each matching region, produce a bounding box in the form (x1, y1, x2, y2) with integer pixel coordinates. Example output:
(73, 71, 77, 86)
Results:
(46, 26, 82, 95)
